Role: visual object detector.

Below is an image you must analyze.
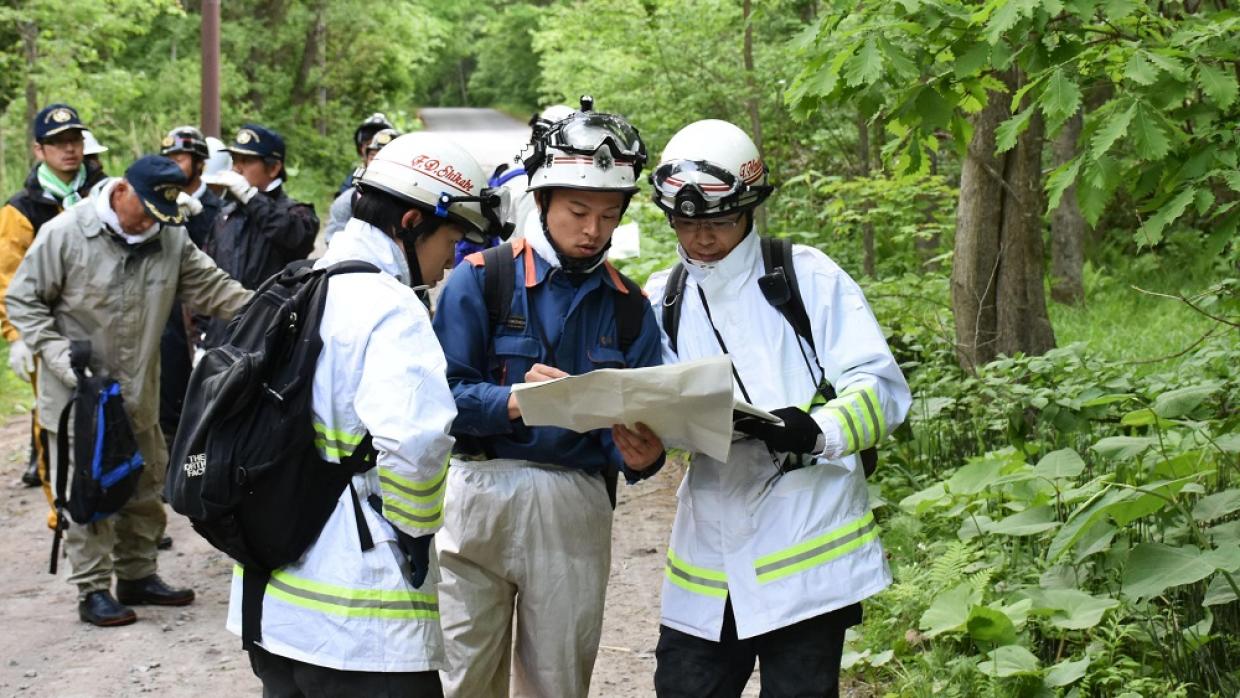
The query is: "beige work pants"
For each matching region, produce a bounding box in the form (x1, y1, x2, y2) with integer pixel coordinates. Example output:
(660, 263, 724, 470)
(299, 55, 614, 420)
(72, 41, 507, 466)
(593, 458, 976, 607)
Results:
(47, 425, 168, 596)
(438, 458, 613, 698)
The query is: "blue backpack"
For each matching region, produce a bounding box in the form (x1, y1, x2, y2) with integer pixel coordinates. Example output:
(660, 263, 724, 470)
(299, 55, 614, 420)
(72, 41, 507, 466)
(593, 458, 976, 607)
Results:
(49, 341, 144, 574)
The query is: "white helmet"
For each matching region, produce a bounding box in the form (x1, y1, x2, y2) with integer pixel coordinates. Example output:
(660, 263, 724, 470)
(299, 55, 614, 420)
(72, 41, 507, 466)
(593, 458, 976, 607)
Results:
(651, 119, 773, 218)
(203, 137, 232, 179)
(524, 96, 646, 194)
(357, 132, 508, 243)
(82, 130, 108, 156)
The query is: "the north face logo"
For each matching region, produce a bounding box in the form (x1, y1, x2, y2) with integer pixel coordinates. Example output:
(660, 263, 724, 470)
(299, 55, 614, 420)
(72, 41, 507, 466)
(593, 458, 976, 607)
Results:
(183, 453, 206, 477)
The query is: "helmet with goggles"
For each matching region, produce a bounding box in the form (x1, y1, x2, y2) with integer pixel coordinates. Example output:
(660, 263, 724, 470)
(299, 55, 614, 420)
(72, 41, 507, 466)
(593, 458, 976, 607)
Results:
(356, 132, 510, 244)
(160, 126, 210, 160)
(652, 119, 773, 218)
(524, 95, 647, 194)
(364, 128, 401, 152)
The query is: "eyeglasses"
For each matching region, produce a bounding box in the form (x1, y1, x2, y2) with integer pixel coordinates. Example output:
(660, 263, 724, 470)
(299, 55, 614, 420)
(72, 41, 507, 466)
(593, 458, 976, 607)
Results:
(41, 135, 84, 149)
(670, 215, 745, 234)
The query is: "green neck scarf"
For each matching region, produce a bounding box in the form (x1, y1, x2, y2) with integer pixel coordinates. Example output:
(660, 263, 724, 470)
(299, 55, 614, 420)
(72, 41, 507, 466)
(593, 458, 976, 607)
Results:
(37, 162, 87, 206)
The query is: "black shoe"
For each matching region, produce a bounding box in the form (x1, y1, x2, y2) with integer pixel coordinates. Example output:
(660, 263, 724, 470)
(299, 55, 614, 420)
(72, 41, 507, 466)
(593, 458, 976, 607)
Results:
(20, 457, 41, 488)
(157, 535, 173, 550)
(116, 575, 195, 607)
(78, 591, 137, 627)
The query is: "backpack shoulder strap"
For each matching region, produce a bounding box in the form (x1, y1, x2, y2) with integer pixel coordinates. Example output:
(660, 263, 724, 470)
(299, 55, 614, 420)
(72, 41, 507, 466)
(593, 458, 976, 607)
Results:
(605, 265, 647, 352)
(325, 260, 380, 277)
(661, 263, 689, 355)
(760, 237, 814, 348)
(480, 242, 516, 328)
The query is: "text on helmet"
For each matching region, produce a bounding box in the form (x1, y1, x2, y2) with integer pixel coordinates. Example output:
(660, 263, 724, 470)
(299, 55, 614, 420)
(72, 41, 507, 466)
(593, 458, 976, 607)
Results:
(410, 155, 474, 192)
(738, 158, 764, 183)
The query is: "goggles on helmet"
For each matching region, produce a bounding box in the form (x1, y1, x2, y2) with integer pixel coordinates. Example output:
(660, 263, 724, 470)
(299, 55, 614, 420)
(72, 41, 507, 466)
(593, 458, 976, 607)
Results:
(433, 187, 513, 241)
(548, 112, 646, 165)
(652, 158, 772, 217)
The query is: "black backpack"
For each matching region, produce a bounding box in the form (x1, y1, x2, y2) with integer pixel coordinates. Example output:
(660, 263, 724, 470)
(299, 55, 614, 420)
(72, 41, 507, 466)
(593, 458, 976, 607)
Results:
(49, 341, 144, 574)
(165, 259, 378, 648)
(476, 241, 647, 506)
(661, 237, 879, 476)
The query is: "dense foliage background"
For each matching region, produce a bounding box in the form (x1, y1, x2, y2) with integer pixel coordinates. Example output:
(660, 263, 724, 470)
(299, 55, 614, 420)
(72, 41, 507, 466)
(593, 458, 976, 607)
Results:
(2, 0, 1238, 694)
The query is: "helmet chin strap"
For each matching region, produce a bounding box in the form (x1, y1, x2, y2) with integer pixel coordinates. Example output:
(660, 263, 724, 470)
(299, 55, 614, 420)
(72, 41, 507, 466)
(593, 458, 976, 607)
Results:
(536, 190, 625, 277)
(397, 217, 438, 308)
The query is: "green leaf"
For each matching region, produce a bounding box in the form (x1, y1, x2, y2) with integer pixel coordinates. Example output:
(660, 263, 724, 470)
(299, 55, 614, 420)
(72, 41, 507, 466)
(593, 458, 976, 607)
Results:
(1203, 573, 1239, 606)
(914, 86, 954, 130)
(977, 645, 1040, 677)
(1124, 52, 1159, 86)
(1045, 157, 1081, 214)
(1034, 448, 1085, 479)
(967, 605, 1017, 645)
(1193, 489, 1240, 523)
(920, 582, 980, 637)
(1089, 102, 1134, 160)
(900, 481, 948, 514)
(1040, 69, 1082, 128)
(1027, 588, 1120, 630)
(987, 505, 1060, 536)
(984, 0, 1024, 45)
(1090, 435, 1155, 461)
(1129, 102, 1171, 160)
(1138, 187, 1196, 247)
(995, 106, 1034, 154)
(1044, 656, 1091, 688)
(1222, 171, 1240, 194)
(1195, 64, 1235, 109)
(844, 39, 884, 88)
(1152, 383, 1219, 418)
(1122, 543, 1217, 599)
(954, 42, 990, 79)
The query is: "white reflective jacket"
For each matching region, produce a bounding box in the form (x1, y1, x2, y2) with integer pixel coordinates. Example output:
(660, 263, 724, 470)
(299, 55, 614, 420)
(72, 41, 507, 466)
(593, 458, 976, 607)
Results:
(644, 231, 911, 641)
(226, 218, 457, 672)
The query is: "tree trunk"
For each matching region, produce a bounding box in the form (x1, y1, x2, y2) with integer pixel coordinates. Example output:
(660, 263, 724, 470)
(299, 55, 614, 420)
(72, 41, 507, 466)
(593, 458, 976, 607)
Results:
(857, 110, 875, 277)
(742, 0, 768, 234)
(21, 21, 38, 161)
(952, 73, 1056, 372)
(1050, 111, 1086, 305)
(290, 5, 324, 107)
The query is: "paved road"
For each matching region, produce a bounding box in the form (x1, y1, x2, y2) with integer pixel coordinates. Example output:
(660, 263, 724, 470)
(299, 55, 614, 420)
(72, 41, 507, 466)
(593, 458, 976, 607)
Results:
(418, 107, 529, 174)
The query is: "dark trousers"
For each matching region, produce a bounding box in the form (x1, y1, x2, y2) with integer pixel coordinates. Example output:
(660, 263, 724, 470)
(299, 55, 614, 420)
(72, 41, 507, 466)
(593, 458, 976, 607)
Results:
(248, 645, 444, 698)
(654, 599, 861, 698)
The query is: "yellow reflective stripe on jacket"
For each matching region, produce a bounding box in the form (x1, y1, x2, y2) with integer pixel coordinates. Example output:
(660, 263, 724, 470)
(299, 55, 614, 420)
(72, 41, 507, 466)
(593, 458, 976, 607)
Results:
(314, 423, 365, 460)
(753, 511, 880, 584)
(234, 565, 438, 620)
(825, 385, 885, 453)
(379, 458, 448, 504)
(379, 457, 447, 531)
(665, 549, 728, 598)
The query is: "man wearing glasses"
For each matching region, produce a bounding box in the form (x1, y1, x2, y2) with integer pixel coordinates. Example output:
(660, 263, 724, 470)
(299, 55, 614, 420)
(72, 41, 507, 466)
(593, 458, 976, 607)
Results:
(644, 120, 910, 697)
(0, 104, 107, 496)
(432, 98, 666, 698)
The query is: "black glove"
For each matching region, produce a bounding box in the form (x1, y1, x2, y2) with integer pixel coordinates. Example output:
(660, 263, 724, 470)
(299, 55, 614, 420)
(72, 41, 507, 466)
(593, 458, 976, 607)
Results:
(368, 493, 433, 588)
(735, 406, 822, 455)
(392, 529, 433, 588)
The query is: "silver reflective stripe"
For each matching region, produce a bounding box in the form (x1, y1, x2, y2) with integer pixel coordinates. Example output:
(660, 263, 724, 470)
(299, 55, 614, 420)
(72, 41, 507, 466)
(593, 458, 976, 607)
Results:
(267, 575, 438, 613)
(385, 500, 440, 524)
(379, 473, 444, 499)
(754, 516, 878, 579)
(857, 389, 884, 441)
(667, 561, 729, 592)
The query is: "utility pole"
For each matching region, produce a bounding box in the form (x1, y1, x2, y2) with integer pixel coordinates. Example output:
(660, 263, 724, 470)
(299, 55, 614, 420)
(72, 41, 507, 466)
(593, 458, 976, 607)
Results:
(201, 0, 221, 137)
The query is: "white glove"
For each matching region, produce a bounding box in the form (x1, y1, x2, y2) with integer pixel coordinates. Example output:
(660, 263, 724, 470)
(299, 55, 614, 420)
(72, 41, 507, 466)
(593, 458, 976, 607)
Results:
(7, 340, 34, 382)
(209, 170, 257, 204)
(176, 191, 204, 218)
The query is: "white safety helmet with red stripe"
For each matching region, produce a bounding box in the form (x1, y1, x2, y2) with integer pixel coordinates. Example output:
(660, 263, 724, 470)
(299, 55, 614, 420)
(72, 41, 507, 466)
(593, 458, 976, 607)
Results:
(357, 132, 509, 243)
(524, 95, 647, 194)
(651, 119, 773, 218)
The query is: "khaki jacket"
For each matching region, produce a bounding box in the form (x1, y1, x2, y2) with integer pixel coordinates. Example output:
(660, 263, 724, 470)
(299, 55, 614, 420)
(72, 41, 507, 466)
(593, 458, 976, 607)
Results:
(6, 192, 251, 433)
